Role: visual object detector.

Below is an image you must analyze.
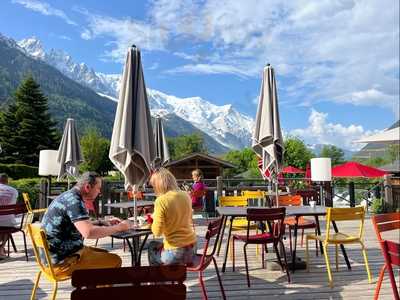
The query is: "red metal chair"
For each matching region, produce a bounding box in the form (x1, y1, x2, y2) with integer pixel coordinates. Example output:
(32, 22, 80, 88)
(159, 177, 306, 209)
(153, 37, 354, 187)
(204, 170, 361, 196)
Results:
(371, 212, 400, 300)
(0, 203, 28, 261)
(187, 217, 226, 300)
(232, 207, 290, 287)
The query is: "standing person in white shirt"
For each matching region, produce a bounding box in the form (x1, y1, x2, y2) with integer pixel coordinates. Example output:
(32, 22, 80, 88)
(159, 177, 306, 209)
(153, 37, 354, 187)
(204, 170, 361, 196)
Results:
(0, 173, 18, 257)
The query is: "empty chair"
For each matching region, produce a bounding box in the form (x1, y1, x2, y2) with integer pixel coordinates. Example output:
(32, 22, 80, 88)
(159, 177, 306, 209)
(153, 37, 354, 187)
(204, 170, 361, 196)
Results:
(279, 195, 318, 254)
(242, 190, 266, 206)
(71, 265, 187, 300)
(232, 207, 290, 287)
(305, 207, 372, 288)
(22, 192, 46, 230)
(0, 203, 28, 261)
(187, 217, 226, 299)
(27, 223, 71, 300)
(217, 196, 259, 257)
(371, 212, 400, 300)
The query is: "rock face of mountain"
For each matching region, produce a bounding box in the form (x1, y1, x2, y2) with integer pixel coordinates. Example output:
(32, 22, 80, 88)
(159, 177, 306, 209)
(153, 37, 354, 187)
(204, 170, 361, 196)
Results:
(0, 34, 230, 153)
(18, 36, 254, 150)
(0, 34, 116, 138)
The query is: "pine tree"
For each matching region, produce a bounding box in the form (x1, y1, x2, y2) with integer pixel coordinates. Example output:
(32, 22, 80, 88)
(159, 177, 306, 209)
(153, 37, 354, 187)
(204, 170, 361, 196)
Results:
(0, 103, 20, 163)
(1, 76, 59, 165)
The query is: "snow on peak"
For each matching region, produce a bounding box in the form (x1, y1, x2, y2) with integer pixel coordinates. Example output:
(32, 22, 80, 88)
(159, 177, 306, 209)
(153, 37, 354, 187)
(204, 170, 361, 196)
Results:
(18, 36, 254, 150)
(147, 89, 254, 149)
(18, 37, 46, 60)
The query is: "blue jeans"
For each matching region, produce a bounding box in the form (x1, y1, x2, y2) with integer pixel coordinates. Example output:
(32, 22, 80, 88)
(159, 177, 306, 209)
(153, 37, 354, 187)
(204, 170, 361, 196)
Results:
(148, 240, 196, 266)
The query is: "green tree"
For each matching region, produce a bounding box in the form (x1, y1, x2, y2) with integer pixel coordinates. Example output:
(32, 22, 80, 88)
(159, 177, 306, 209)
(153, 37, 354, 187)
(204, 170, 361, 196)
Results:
(283, 136, 314, 169)
(386, 144, 400, 162)
(320, 145, 345, 166)
(0, 103, 20, 163)
(223, 148, 259, 178)
(80, 128, 113, 175)
(167, 133, 207, 160)
(0, 76, 58, 165)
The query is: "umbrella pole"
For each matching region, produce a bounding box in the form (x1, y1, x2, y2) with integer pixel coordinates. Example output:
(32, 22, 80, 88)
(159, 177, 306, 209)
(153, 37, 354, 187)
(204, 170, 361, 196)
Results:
(275, 161, 279, 207)
(133, 184, 137, 227)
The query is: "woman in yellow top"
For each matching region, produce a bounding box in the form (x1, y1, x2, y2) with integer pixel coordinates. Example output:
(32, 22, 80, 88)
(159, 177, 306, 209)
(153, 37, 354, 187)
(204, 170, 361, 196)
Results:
(147, 168, 197, 265)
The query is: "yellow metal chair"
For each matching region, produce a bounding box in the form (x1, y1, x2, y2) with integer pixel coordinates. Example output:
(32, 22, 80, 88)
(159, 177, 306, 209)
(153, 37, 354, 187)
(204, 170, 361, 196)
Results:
(22, 193, 47, 231)
(241, 190, 266, 207)
(218, 196, 260, 258)
(305, 207, 372, 288)
(27, 223, 71, 300)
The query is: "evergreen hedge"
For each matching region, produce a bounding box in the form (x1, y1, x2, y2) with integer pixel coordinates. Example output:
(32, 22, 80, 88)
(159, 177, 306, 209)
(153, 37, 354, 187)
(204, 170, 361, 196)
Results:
(0, 163, 38, 179)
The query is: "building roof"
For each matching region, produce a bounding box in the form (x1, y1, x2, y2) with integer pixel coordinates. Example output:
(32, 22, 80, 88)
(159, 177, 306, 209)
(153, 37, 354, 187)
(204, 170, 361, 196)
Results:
(165, 152, 235, 168)
(380, 160, 400, 173)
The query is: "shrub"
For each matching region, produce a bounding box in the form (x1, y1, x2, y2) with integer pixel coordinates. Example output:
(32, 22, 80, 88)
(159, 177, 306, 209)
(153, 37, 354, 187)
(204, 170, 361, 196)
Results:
(371, 198, 385, 214)
(0, 163, 38, 179)
(9, 177, 42, 208)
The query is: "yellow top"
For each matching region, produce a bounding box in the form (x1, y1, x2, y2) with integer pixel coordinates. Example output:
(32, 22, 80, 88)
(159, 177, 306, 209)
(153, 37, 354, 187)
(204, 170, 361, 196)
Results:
(151, 190, 196, 250)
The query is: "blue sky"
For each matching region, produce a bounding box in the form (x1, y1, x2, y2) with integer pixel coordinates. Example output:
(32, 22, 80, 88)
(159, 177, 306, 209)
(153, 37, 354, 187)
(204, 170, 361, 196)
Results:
(0, 0, 399, 150)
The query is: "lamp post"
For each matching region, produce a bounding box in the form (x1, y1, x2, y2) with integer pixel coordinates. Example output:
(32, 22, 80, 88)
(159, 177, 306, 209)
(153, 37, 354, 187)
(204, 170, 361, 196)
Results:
(39, 150, 60, 208)
(311, 158, 332, 207)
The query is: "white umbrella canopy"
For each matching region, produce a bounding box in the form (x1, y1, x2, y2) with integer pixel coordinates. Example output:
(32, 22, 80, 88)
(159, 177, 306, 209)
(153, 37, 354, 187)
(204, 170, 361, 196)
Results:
(252, 64, 284, 177)
(109, 45, 156, 190)
(57, 118, 83, 182)
(153, 116, 170, 168)
(355, 127, 400, 144)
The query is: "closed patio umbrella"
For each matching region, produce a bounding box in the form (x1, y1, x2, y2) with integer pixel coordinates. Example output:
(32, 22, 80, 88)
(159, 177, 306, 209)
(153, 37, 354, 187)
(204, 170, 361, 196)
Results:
(109, 45, 156, 224)
(153, 116, 170, 168)
(252, 64, 284, 206)
(57, 118, 83, 184)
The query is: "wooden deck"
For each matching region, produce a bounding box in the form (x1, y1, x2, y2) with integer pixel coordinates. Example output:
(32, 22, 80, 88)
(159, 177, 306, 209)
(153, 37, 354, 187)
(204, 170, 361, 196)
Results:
(0, 215, 397, 300)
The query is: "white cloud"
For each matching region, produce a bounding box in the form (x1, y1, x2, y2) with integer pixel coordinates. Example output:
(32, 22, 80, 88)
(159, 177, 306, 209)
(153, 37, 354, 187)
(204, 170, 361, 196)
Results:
(76, 9, 168, 62)
(148, 0, 399, 111)
(166, 63, 251, 78)
(147, 62, 159, 70)
(71, 0, 398, 114)
(290, 109, 379, 150)
(12, 0, 77, 25)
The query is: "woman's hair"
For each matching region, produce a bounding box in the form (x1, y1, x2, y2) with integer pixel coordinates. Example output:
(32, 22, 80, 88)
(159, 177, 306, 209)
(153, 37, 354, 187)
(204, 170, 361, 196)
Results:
(150, 168, 180, 195)
(192, 169, 203, 180)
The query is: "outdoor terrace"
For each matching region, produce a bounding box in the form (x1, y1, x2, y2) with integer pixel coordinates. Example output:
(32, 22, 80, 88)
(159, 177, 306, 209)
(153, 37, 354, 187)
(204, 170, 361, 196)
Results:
(0, 215, 396, 299)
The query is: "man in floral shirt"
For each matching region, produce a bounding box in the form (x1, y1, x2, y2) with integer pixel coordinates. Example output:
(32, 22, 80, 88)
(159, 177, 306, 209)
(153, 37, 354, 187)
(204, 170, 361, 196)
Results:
(41, 172, 131, 276)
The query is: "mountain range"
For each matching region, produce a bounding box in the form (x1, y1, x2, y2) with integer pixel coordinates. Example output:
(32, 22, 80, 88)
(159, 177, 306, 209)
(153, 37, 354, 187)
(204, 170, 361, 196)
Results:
(16, 37, 254, 151)
(1, 33, 359, 157)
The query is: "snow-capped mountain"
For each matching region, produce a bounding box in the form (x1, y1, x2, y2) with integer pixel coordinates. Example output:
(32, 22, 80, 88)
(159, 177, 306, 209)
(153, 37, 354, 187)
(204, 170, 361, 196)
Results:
(18, 37, 120, 98)
(148, 89, 253, 149)
(18, 36, 254, 149)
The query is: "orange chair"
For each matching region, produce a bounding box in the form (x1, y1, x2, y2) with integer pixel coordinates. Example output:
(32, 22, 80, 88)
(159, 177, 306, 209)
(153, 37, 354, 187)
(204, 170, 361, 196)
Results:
(371, 212, 400, 300)
(279, 195, 318, 254)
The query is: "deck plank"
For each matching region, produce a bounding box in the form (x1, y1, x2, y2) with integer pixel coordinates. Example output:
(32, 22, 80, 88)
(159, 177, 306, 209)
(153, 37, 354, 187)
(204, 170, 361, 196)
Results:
(0, 215, 397, 299)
